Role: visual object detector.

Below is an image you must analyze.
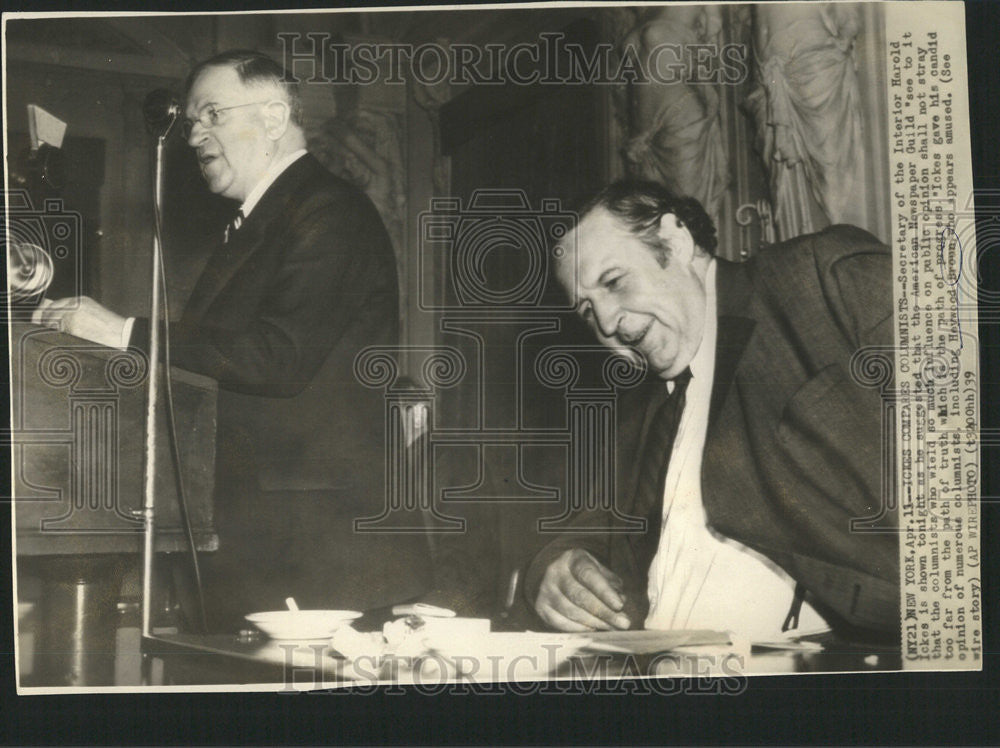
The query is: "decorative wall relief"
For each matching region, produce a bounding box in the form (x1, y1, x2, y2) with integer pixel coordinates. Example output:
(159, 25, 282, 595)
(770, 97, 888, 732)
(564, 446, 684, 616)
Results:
(619, 5, 731, 218)
(307, 97, 407, 255)
(743, 4, 866, 239)
(412, 71, 452, 197)
(604, 6, 640, 182)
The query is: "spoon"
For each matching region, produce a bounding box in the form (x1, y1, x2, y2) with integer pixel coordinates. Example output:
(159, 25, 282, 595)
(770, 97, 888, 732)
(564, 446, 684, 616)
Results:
(285, 597, 299, 612)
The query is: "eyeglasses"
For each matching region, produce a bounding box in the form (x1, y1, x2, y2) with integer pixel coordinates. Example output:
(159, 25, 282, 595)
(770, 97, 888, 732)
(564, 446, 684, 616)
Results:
(181, 100, 271, 139)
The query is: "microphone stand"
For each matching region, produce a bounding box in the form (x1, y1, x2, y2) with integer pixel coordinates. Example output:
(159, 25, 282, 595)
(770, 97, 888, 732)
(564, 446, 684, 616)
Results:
(140, 121, 172, 641)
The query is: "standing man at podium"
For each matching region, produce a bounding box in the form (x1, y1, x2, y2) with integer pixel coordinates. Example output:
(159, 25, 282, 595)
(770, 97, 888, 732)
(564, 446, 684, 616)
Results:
(34, 50, 431, 630)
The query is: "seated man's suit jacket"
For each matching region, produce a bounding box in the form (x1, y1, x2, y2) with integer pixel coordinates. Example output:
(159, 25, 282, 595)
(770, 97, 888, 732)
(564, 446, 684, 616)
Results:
(525, 224, 899, 637)
(134, 154, 431, 625)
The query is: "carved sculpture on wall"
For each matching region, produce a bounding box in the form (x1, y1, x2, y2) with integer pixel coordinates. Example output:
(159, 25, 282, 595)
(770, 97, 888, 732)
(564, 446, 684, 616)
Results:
(743, 3, 866, 239)
(411, 69, 452, 197)
(306, 83, 407, 254)
(604, 6, 640, 181)
(618, 5, 731, 218)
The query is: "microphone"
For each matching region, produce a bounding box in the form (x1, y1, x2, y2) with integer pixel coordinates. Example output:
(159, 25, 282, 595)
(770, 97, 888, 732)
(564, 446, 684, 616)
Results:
(143, 89, 181, 136)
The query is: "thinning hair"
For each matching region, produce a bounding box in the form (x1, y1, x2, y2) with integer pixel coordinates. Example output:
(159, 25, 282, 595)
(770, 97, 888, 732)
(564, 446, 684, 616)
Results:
(578, 180, 718, 261)
(185, 49, 304, 127)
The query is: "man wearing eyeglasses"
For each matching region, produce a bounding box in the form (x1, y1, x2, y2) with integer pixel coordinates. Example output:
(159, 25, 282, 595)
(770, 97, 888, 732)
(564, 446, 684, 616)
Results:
(34, 50, 432, 630)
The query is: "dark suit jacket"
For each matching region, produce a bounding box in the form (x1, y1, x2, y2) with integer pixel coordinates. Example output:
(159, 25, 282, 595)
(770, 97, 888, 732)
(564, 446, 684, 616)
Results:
(524, 224, 899, 636)
(135, 154, 431, 620)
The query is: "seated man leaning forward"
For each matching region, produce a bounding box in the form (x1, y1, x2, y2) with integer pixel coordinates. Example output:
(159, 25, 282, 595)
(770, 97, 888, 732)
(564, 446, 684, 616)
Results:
(526, 180, 898, 643)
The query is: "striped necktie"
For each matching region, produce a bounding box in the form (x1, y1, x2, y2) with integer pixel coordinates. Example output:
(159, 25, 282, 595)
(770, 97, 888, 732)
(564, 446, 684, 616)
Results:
(223, 209, 244, 244)
(634, 367, 692, 573)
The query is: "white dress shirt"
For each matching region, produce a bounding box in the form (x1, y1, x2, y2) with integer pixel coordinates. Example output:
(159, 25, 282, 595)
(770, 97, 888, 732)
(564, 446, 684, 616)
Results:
(120, 149, 309, 348)
(237, 148, 307, 219)
(644, 260, 829, 642)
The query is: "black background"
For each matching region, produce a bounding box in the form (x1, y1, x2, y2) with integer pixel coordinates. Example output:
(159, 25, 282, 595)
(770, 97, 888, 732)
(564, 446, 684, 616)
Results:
(1, 0, 998, 744)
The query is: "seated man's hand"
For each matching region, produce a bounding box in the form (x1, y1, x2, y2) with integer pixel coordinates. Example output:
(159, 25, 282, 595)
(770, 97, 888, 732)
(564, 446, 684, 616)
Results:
(32, 296, 129, 350)
(534, 548, 631, 632)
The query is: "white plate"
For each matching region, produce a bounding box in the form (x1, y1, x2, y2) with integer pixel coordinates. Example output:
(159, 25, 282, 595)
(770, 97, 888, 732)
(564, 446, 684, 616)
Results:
(245, 610, 363, 641)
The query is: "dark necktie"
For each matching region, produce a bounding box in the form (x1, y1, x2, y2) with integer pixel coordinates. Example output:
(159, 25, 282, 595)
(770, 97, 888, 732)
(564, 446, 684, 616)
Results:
(223, 209, 244, 244)
(634, 368, 692, 574)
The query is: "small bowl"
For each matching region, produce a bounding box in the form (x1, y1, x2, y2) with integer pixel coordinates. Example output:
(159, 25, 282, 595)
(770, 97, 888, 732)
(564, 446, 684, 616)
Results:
(245, 610, 363, 641)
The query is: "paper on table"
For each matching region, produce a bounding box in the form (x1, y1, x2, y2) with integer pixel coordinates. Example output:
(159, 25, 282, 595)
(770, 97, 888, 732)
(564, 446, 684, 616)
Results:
(537, 629, 733, 655)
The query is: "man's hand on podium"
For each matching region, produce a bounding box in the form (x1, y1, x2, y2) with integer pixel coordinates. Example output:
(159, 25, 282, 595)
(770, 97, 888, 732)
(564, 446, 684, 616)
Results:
(32, 296, 130, 350)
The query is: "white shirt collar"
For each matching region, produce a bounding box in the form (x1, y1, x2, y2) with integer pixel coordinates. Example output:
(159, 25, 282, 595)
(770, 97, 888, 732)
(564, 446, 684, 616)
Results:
(238, 149, 307, 218)
(688, 258, 717, 382)
(667, 258, 717, 392)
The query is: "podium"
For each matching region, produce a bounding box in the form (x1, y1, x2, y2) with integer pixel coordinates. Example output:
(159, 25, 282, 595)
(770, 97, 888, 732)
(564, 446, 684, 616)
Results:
(10, 322, 218, 686)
